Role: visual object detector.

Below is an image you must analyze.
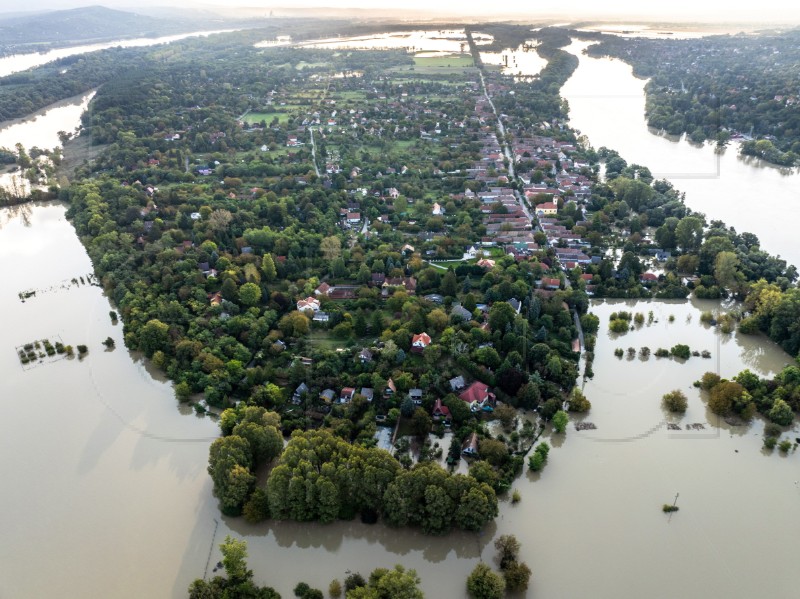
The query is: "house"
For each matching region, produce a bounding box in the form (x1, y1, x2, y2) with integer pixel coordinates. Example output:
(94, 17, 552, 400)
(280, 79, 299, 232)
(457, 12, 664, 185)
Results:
(401, 244, 415, 254)
(432, 398, 451, 424)
(432, 202, 444, 216)
(359, 348, 373, 363)
(541, 277, 561, 290)
(297, 297, 321, 312)
(320, 389, 336, 403)
(409, 388, 424, 405)
(313, 312, 330, 323)
(340, 387, 356, 404)
(315, 282, 332, 296)
(459, 381, 495, 412)
(346, 212, 361, 225)
(208, 291, 223, 307)
(535, 202, 558, 215)
(640, 272, 659, 284)
(508, 298, 522, 313)
(462, 431, 479, 456)
(411, 332, 431, 353)
(476, 258, 495, 269)
(292, 383, 309, 405)
(370, 273, 386, 286)
(449, 375, 466, 392)
(451, 305, 473, 321)
(359, 387, 374, 402)
(424, 293, 444, 304)
(385, 378, 397, 397)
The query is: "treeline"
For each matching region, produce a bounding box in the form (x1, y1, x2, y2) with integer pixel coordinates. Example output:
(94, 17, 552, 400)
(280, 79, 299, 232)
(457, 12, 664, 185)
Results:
(209, 423, 499, 535)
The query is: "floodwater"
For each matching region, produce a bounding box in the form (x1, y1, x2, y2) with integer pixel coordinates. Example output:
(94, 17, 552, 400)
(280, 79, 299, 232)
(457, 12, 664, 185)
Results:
(0, 30, 238, 78)
(480, 42, 547, 80)
(1, 29, 799, 599)
(561, 39, 800, 268)
(264, 29, 493, 53)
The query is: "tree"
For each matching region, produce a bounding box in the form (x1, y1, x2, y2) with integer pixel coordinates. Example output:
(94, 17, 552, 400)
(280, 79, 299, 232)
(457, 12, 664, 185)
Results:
(494, 534, 520, 569)
(261, 253, 277, 282)
(220, 535, 250, 584)
(708, 381, 744, 415)
(494, 404, 516, 429)
(320, 235, 342, 261)
(488, 302, 515, 333)
(426, 308, 448, 332)
(552, 410, 568, 433)
(503, 561, 532, 593)
(768, 398, 795, 426)
(347, 565, 423, 599)
(238, 282, 262, 306)
(662, 390, 688, 413)
(441, 269, 458, 297)
(675, 216, 703, 251)
(209, 209, 233, 232)
(411, 408, 432, 438)
(714, 251, 741, 293)
(466, 563, 505, 599)
(138, 318, 169, 357)
(567, 388, 591, 412)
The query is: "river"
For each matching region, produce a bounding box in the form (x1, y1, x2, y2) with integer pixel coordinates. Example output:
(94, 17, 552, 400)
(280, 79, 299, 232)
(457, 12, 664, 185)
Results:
(1, 29, 799, 599)
(0, 30, 238, 79)
(561, 39, 800, 268)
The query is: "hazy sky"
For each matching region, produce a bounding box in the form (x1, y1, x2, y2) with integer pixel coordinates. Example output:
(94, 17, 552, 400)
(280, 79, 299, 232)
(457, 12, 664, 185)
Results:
(3, 0, 800, 23)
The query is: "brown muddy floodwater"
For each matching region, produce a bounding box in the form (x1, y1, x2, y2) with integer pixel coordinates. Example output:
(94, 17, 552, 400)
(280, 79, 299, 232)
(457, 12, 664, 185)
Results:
(2, 205, 798, 599)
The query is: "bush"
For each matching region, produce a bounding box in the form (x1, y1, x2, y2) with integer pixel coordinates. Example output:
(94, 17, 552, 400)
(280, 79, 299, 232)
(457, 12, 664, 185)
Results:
(328, 579, 342, 599)
(699, 311, 714, 323)
(778, 440, 792, 453)
(614, 348, 624, 357)
(503, 561, 532, 592)
(511, 490, 521, 503)
(609, 319, 629, 333)
(77, 345, 88, 355)
(466, 563, 505, 599)
(738, 316, 760, 334)
(634, 312, 645, 325)
(654, 348, 669, 357)
(764, 423, 782, 438)
(699, 372, 721, 390)
(528, 442, 550, 472)
(764, 436, 777, 450)
(662, 390, 688, 413)
(768, 399, 795, 426)
(552, 411, 568, 434)
(670, 344, 691, 359)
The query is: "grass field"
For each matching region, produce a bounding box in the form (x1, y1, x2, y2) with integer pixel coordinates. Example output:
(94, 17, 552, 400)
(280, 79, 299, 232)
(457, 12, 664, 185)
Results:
(243, 111, 291, 125)
(412, 54, 474, 68)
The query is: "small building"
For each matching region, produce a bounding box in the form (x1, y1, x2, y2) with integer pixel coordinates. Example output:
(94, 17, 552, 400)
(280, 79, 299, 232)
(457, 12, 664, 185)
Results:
(320, 389, 336, 403)
(359, 387, 374, 402)
(462, 432, 479, 456)
(340, 387, 356, 404)
(640, 272, 659, 285)
(384, 378, 397, 397)
(411, 332, 431, 353)
(451, 305, 473, 321)
(449, 376, 466, 392)
(409, 388, 424, 405)
(432, 398, 451, 425)
(359, 348, 373, 363)
(292, 383, 309, 405)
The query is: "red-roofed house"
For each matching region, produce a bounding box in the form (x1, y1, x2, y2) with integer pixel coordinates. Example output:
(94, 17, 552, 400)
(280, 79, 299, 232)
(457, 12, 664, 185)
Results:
(339, 387, 356, 403)
(640, 273, 658, 284)
(541, 277, 561, 290)
(459, 381, 495, 412)
(315, 282, 332, 296)
(432, 398, 451, 424)
(411, 332, 431, 353)
(535, 202, 558, 215)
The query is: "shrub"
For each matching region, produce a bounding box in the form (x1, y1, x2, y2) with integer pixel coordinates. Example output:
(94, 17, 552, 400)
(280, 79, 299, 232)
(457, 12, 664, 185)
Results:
(764, 423, 782, 438)
(778, 440, 792, 453)
(511, 490, 521, 503)
(700, 311, 714, 323)
(768, 399, 795, 426)
(467, 563, 505, 599)
(662, 390, 688, 413)
(109, 311, 118, 321)
(328, 579, 342, 599)
(764, 436, 777, 450)
(609, 319, 629, 333)
(654, 348, 669, 357)
(670, 344, 691, 360)
(699, 372, 721, 389)
(639, 346, 650, 358)
(77, 345, 88, 355)
(552, 411, 568, 434)
(738, 316, 759, 334)
(662, 504, 679, 513)
(614, 348, 624, 357)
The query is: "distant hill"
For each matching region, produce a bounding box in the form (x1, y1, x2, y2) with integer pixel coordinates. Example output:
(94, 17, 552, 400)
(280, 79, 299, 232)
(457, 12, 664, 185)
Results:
(0, 5, 214, 46)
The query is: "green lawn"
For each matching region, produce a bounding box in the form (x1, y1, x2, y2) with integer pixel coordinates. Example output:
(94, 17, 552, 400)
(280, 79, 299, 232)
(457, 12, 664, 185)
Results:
(308, 330, 346, 351)
(244, 111, 291, 125)
(413, 54, 474, 68)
